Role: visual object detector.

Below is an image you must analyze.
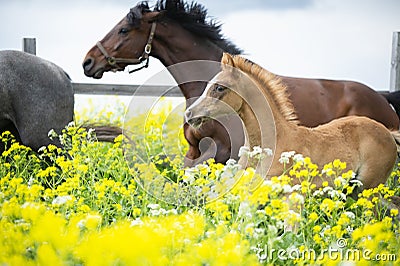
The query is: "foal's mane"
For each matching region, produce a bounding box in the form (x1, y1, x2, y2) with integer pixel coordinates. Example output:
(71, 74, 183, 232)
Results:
(226, 54, 299, 124)
(128, 0, 243, 55)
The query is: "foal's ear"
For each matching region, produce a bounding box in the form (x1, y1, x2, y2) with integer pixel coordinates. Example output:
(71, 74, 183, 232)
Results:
(221, 53, 235, 67)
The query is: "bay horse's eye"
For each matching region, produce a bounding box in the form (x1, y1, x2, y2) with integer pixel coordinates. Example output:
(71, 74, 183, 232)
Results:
(214, 85, 226, 93)
(119, 28, 129, 35)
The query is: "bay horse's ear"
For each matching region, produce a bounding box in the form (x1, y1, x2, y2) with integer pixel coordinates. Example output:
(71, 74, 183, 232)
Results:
(145, 10, 166, 22)
(221, 53, 235, 67)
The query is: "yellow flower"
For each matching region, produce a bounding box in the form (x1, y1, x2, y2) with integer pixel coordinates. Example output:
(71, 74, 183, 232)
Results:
(333, 159, 346, 170)
(390, 209, 398, 217)
(313, 234, 323, 245)
(320, 198, 336, 216)
(309, 212, 319, 221)
(313, 225, 322, 233)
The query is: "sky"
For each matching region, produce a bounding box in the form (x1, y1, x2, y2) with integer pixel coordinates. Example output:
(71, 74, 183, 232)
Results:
(0, 0, 399, 95)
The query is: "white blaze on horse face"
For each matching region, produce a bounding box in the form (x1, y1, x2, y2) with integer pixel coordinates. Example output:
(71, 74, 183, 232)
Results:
(192, 80, 214, 109)
(185, 76, 218, 122)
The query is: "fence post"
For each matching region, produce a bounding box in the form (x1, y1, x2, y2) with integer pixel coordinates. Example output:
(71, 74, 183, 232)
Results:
(22, 38, 36, 55)
(390, 32, 400, 92)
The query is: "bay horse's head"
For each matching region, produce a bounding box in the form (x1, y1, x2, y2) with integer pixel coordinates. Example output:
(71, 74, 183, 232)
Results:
(83, 2, 159, 78)
(185, 53, 249, 128)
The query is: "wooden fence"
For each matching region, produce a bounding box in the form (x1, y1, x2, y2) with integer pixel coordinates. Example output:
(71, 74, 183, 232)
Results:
(22, 34, 400, 94)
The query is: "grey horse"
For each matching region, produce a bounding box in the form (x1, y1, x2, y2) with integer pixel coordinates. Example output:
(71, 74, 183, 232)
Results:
(0, 50, 74, 153)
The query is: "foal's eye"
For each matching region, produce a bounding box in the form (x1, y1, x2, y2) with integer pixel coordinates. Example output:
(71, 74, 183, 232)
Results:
(214, 85, 226, 93)
(119, 28, 129, 34)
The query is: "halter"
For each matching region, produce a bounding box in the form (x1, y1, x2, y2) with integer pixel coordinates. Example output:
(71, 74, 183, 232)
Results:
(96, 22, 157, 73)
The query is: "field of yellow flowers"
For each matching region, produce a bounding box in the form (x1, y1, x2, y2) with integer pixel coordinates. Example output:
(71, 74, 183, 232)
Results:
(1, 100, 399, 265)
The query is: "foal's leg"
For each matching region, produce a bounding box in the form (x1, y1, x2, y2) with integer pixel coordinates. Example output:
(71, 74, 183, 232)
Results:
(355, 152, 396, 190)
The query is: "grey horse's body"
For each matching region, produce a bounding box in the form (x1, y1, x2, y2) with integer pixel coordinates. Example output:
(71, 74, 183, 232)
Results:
(0, 50, 74, 153)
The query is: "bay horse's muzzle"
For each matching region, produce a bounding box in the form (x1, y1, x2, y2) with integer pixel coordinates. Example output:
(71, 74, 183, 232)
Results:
(185, 108, 210, 129)
(82, 57, 95, 76)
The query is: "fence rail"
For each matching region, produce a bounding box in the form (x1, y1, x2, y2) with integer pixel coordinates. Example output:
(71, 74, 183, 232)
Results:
(72, 83, 182, 97)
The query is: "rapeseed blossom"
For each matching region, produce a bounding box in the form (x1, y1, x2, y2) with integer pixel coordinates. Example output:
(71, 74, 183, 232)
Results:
(0, 103, 399, 265)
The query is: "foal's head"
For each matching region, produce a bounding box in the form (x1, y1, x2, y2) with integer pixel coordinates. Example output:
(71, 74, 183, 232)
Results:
(185, 53, 298, 128)
(185, 53, 252, 128)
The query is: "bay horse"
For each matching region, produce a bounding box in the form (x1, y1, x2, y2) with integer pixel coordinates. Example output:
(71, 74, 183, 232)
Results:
(185, 53, 400, 189)
(82, 0, 398, 166)
(381, 91, 400, 118)
(0, 50, 121, 155)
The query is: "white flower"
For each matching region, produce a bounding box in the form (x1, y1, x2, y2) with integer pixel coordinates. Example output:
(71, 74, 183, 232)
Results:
(67, 121, 75, 128)
(264, 148, 273, 156)
(263, 180, 273, 187)
(183, 169, 196, 184)
(349, 179, 363, 187)
(22, 202, 40, 209)
(238, 201, 252, 218)
(328, 190, 347, 201)
(244, 222, 255, 232)
(344, 211, 356, 219)
(223, 177, 236, 188)
(38, 146, 47, 152)
(339, 192, 347, 201)
(149, 209, 161, 216)
(267, 225, 278, 235)
(254, 227, 266, 236)
(251, 146, 263, 156)
(47, 129, 58, 139)
(323, 186, 333, 193)
(226, 158, 237, 166)
(291, 184, 302, 192)
(283, 184, 293, 193)
(238, 146, 250, 157)
(147, 203, 160, 210)
(207, 188, 219, 200)
(290, 193, 304, 204)
(130, 218, 144, 227)
(278, 151, 296, 164)
(293, 154, 304, 163)
(52, 195, 72, 205)
(313, 190, 324, 197)
(166, 209, 178, 215)
(87, 128, 96, 139)
(334, 176, 347, 186)
(28, 177, 34, 187)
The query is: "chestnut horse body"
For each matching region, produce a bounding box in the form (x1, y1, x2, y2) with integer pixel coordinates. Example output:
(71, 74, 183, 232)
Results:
(83, 0, 399, 166)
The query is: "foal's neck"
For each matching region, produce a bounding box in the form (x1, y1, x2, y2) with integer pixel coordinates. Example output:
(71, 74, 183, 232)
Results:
(238, 83, 295, 151)
(151, 22, 224, 100)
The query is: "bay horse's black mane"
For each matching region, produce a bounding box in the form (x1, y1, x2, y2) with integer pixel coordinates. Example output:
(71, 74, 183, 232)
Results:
(128, 0, 243, 55)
